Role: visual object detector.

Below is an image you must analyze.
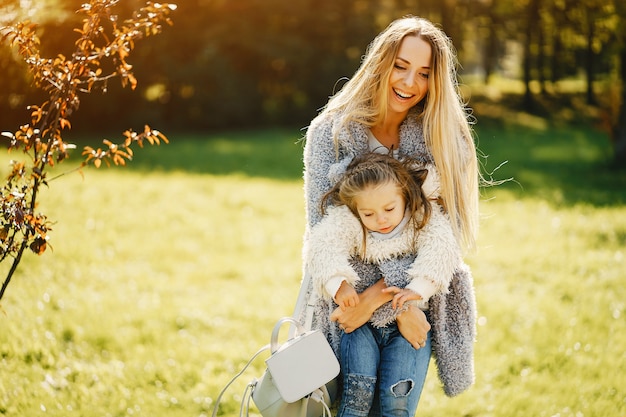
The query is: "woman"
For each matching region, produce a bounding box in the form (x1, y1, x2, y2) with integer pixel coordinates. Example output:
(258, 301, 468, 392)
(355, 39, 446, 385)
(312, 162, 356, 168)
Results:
(296, 15, 479, 415)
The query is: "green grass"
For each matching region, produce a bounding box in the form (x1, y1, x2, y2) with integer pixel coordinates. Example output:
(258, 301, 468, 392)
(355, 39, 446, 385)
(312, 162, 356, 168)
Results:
(1, 119, 625, 417)
(66, 127, 307, 180)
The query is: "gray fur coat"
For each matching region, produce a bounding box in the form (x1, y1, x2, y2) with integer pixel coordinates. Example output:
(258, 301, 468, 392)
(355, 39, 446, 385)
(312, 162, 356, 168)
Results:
(296, 110, 477, 397)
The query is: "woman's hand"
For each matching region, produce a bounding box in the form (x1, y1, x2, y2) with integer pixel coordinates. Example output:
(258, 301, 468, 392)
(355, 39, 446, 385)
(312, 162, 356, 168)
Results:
(396, 304, 431, 349)
(330, 303, 370, 333)
(330, 278, 390, 333)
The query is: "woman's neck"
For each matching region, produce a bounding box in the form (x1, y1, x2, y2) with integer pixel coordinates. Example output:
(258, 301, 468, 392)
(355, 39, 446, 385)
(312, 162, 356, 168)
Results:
(371, 115, 404, 150)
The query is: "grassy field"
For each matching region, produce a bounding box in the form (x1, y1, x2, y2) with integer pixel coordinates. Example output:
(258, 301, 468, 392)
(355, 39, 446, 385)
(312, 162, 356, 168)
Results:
(0, 115, 625, 417)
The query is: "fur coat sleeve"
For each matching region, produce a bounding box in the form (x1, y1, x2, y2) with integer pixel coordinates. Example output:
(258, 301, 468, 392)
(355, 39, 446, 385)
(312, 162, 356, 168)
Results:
(429, 262, 477, 397)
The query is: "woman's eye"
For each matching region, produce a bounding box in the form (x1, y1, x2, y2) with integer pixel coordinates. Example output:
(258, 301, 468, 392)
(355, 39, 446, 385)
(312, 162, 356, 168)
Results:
(394, 64, 405, 70)
(420, 73, 430, 79)
(385, 207, 395, 212)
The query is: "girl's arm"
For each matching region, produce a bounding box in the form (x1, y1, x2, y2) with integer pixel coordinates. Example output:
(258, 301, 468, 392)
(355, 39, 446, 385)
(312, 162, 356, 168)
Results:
(306, 206, 362, 300)
(335, 281, 360, 311)
(404, 204, 461, 302)
(401, 164, 461, 302)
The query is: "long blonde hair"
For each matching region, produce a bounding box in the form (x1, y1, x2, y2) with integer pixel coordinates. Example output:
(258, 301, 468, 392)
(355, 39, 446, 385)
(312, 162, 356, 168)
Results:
(321, 16, 479, 252)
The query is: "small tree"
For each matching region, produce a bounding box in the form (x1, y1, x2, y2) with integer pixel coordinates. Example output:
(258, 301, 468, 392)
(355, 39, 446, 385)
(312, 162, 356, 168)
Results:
(0, 0, 177, 302)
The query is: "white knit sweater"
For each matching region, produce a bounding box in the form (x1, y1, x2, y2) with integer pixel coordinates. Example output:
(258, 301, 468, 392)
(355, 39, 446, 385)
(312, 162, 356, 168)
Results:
(306, 201, 460, 311)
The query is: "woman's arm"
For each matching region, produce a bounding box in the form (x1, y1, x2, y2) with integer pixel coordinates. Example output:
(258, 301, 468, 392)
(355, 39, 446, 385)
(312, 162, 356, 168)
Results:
(306, 206, 363, 299)
(330, 278, 390, 332)
(330, 278, 431, 349)
(303, 116, 341, 226)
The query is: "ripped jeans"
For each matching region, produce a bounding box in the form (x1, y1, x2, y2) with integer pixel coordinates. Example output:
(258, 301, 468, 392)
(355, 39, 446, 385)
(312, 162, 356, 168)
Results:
(338, 322, 431, 417)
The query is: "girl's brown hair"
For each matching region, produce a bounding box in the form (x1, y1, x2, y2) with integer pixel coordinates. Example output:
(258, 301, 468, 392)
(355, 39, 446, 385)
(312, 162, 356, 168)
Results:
(321, 152, 431, 256)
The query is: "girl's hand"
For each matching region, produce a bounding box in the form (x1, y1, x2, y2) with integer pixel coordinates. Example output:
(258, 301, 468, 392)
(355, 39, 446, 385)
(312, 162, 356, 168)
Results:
(383, 286, 423, 309)
(334, 281, 359, 311)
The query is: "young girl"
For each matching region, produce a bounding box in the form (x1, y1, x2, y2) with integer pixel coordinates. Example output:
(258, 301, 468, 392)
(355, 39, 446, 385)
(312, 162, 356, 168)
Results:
(305, 152, 461, 417)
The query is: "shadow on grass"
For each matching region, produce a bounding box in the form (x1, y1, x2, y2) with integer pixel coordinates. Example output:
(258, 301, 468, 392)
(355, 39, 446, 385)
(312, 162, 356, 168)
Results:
(476, 114, 626, 207)
(115, 127, 306, 181)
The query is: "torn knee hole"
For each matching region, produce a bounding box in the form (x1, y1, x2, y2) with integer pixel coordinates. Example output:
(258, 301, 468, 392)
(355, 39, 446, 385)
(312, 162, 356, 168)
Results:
(391, 379, 413, 397)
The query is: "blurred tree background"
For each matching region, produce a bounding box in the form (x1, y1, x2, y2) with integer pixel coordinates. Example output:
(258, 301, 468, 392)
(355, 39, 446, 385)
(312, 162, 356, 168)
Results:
(1, 0, 624, 163)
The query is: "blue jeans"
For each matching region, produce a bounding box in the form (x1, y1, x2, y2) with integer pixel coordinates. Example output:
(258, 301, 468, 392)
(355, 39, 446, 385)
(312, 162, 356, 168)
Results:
(337, 322, 431, 417)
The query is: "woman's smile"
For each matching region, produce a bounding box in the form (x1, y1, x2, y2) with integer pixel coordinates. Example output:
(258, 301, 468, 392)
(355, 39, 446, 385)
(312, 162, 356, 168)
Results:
(393, 88, 415, 100)
(387, 36, 432, 116)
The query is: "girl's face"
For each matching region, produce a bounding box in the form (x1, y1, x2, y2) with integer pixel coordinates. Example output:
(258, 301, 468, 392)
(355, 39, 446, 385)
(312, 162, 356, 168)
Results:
(387, 35, 432, 118)
(354, 181, 406, 234)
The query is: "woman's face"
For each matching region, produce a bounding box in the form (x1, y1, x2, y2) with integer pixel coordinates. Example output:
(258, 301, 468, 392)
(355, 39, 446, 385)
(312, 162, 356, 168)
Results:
(387, 35, 432, 118)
